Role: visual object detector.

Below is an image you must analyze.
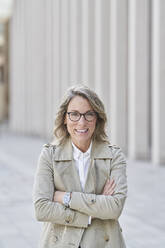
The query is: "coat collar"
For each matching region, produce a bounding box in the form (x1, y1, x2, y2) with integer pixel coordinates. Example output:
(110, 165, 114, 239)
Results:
(91, 140, 113, 159)
(54, 138, 113, 161)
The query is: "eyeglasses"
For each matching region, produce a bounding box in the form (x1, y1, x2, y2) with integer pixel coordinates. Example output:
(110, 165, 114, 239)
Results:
(67, 111, 97, 122)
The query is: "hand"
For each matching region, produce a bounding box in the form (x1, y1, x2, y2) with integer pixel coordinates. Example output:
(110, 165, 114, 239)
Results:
(102, 179, 116, 196)
(54, 191, 66, 204)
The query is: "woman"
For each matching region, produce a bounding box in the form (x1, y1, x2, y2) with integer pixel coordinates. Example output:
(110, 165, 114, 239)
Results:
(33, 84, 127, 248)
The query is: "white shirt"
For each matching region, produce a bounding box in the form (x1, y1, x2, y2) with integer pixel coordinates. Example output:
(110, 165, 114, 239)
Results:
(72, 142, 92, 225)
(72, 142, 92, 191)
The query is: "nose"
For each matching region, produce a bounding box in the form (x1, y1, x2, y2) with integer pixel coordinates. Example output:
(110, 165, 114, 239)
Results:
(78, 115, 86, 123)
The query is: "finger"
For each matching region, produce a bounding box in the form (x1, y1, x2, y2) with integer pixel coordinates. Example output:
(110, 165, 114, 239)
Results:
(104, 183, 116, 195)
(105, 179, 115, 189)
(108, 189, 115, 195)
(105, 180, 115, 192)
(104, 189, 115, 196)
(109, 179, 115, 187)
(102, 180, 110, 192)
(108, 185, 116, 194)
(104, 187, 115, 196)
(102, 179, 115, 195)
(103, 179, 114, 191)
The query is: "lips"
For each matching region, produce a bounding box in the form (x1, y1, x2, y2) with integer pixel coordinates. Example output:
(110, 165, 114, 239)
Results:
(75, 129, 88, 133)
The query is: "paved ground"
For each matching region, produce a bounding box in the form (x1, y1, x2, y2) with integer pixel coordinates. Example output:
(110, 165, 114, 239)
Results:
(0, 130, 165, 248)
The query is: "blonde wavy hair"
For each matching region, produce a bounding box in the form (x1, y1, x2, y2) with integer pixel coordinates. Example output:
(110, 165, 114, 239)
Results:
(53, 84, 109, 145)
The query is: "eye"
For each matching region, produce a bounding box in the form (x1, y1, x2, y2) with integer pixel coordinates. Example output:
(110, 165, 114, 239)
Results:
(71, 112, 80, 117)
(86, 111, 95, 117)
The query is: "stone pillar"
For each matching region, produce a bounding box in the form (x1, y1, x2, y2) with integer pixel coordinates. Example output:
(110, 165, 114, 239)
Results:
(10, 0, 26, 133)
(51, 0, 61, 135)
(88, 0, 95, 88)
(60, 0, 69, 93)
(81, 0, 89, 85)
(94, 0, 103, 98)
(128, 0, 150, 159)
(69, 0, 78, 86)
(109, 0, 128, 152)
(26, 0, 46, 136)
(94, 0, 110, 128)
(45, 0, 54, 138)
(152, 0, 165, 164)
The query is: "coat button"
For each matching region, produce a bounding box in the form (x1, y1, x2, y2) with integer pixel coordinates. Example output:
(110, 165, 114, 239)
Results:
(104, 235, 109, 242)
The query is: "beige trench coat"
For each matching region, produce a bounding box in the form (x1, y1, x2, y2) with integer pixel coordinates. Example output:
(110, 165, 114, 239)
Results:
(33, 139, 127, 248)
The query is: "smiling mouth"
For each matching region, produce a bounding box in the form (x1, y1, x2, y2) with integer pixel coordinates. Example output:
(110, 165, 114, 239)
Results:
(75, 129, 88, 133)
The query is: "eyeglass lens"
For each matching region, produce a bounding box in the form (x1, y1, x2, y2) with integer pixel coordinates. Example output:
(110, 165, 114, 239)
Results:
(68, 111, 96, 121)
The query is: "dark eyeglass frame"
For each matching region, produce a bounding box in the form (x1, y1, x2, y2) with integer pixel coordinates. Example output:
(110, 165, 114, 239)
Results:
(67, 111, 97, 122)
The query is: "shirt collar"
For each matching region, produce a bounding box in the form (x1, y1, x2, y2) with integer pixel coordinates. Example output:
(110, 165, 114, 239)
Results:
(72, 142, 92, 160)
(53, 138, 112, 161)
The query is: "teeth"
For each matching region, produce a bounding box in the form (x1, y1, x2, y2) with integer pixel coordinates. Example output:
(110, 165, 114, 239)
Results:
(76, 129, 88, 133)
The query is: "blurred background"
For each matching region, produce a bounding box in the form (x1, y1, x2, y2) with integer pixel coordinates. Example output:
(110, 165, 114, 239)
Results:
(0, 0, 165, 248)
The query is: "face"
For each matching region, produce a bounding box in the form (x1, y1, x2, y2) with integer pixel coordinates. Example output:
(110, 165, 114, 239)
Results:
(64, 96, 97, 152)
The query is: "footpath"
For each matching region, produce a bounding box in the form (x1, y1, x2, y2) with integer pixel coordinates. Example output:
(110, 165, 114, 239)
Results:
(0, 131, 165, 248)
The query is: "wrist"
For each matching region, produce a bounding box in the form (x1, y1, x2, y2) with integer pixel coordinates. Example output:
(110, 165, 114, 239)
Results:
(63, 192, 71, 207)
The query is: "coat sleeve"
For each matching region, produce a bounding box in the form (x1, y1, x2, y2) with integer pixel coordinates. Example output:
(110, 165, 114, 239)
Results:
(69, 147, 127, 220)
(32, 146, 89, 228)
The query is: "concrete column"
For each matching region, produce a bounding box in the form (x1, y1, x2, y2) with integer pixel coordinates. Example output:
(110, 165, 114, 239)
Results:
(94, 0, 110, 108)
(101, 0, 110, 110)
(26, 0, 46, 136)
(25, 0, 34, 134)
(60, 0, 69, 93)
(10, 0, 26, 133)
(128, 0, 150, 159)
(81, 0, 89, 85)
(9, 0, 17, 130)
(45, 0, 54, 138)
(94, 0, 103, 97)
(52, 0, 61, 134)
(152, 0, 165, 165)
(69, 0, 78, 85)
(88, 0, 95, 88)
(109, 0, 128, 151)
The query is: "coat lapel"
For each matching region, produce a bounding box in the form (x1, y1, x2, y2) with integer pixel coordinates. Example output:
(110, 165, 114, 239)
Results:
(53, 139, 113, 194)
(84, 141, 113, 194)
(84, 158, 96, 193)
(53, 139, 82, 192)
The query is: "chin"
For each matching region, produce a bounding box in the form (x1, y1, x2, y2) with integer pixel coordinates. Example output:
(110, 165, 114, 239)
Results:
(77, 137, 91, 143)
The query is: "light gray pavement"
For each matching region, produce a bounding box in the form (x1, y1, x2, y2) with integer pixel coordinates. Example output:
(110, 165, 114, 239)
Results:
(0, 130, 165, 248)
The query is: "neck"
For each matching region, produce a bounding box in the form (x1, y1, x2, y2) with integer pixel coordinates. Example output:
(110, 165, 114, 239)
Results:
(72, 140, 91, 153)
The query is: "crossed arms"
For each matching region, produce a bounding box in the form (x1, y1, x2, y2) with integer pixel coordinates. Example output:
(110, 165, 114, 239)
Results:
(33, 146, 127, 228)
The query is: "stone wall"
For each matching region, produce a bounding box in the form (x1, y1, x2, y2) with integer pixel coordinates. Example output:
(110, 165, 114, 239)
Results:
(9, 0, 165, 164)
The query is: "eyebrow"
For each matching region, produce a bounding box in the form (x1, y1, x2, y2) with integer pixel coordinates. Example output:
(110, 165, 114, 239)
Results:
(68, 110, 93, 112)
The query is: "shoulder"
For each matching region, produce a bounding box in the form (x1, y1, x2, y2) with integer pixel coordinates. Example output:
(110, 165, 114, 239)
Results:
(92, 141, 123, 159)
(108, 144, 126, 163)
(108, 143, 121, 154)
(43, 143, 56, 149)
(42, 143, 56, 153)
(108, 144, 121, 149)
(39, 143, 56, 160)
